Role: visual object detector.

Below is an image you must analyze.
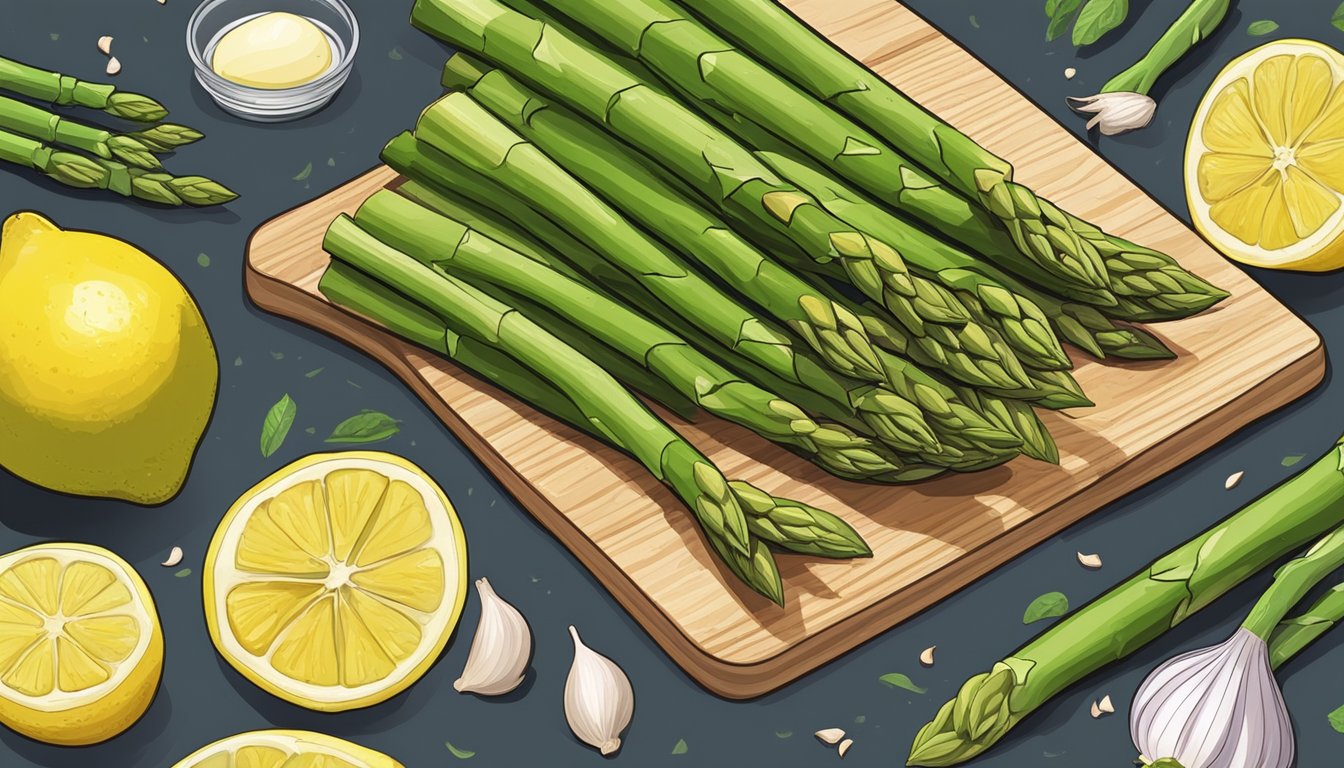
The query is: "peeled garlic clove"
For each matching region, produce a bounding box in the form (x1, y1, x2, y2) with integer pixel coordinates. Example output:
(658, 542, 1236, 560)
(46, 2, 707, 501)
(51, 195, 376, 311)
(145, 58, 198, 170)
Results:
(838, 738, 854, 758)
(161, 546, 183, 567)
(565, 625, 634, 756)
(815, 728, 845, 745)
(1066, 92, 1156, 136)
(1077, 552, 1103, 569)
(1090, 700, 1104, 718)
(97, 36, 114, 55)
(1098, 694, 1115, 714)
(454, 577, 531, 696)
(919, 646, 936, 666)
(1225, 471, 1245, 490)
(106, 56, 122, 76)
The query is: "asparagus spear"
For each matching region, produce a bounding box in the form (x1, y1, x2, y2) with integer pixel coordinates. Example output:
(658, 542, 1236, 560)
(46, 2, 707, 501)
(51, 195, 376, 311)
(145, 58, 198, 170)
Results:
(410, 0, 1038, 391)
(352, 192, 930, 480)
(0, 129, 237, 206)
(0, 94, 160, 169)
(1269, 583, 1344, 670)
(908, 435, 1344, 766)
(127, 123, 205, 153)
(0, 55, 168, 122)
(442, 54, 1036, 395)
(757, 149, 1173, 362)
(412, 96, 962, 457)
(383, 133, 1024, 469)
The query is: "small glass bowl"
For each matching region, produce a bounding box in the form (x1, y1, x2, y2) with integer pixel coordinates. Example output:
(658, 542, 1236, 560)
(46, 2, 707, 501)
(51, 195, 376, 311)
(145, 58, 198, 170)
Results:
(186, 0, 359, 122)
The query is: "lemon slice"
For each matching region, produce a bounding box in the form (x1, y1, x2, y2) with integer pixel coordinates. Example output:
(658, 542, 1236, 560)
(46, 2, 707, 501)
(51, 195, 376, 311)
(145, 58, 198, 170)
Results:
(1187, 39, 1344, 271)
(204, 452, 467, 712)
(172, 729, 403, 768)
(0, 542, 162, 745)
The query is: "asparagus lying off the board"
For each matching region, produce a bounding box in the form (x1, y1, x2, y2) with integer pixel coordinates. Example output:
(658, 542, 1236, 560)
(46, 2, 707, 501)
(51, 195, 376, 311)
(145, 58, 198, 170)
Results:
(0, 55, 168, 122)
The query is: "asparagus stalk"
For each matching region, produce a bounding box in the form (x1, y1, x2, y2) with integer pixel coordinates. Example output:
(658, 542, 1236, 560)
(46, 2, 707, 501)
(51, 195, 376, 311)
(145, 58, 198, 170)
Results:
(383, 133, 1024, 469)
(410, 0, 1038, 389)
(0, 55, 168, 122)
(908, 434, 1344, 766)
(127, 123, 205, 153)
(412, 96, 966, 457)
(442, 54, 1035, 395)
(0, 94, 160, 169)
(758, 149, 1173, 362)
(1269, 583, 1344, 669)
(0, 128, 236, 205)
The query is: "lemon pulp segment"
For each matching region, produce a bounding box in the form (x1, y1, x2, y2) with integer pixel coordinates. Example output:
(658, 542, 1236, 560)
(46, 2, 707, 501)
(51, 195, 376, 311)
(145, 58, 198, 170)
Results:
(1187, 40, 1344, 270)
(172, 729, 404, 768)
(205, 453, 467, 712)
(0, 543, 161, 745)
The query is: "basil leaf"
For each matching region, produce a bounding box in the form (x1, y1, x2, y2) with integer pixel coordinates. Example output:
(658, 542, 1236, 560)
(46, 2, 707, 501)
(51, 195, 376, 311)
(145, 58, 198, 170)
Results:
(878, 672, 928, 694)
(1335, 3, 1344, 33)
(1072, 0, 1129, 46)
(1330, 704, 1344, 733)
(325, 410, 401, 444)
(1024, 591, 1070, 624)
(1248, 19, 1279, 36)
(260, 394, 296, 458)
(1045, 0, 1084, 41)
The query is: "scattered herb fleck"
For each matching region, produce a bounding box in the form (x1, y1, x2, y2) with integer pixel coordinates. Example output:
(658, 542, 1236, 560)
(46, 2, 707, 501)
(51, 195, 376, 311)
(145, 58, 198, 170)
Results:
(1248, 19, 1279, 36)
(1335, 3, 1344, 33)
(1024, 591, 1070, 624)
(260, 394, 297, 457)
(326, 410, 401, 444)
(347, 379, 363, 389)
(326, 157, 336, 167)
(305, 367, 325, 378)
(1331, 704, 1344, 733)
(292, 162, 313, 182)
(196, 252, 210, 267)
(175, 568, 192, 578)
(671, 738, 688, 755)
(445, 741, 475, 759)
(878, 672, 927, 694)
(389, 47, 404, 60)
(855, 715, 866, 724)
(270, 351, 285, 360)
(49, 33, 60, 41)
(1044, 749, 1067, 758)
(969, 15, 980, 29)
(234, 356, 243, 367)
(1282, 454, 1305, 467)
(775, 730, 793, 739)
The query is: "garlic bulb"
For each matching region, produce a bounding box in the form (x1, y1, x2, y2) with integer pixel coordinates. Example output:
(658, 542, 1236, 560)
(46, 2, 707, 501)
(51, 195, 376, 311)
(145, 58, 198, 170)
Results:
(1130, 628, 1293, 768)
(454, 578, 532, 696)
(1067, 92, 1157, 136)
(564, 625, 634, 756)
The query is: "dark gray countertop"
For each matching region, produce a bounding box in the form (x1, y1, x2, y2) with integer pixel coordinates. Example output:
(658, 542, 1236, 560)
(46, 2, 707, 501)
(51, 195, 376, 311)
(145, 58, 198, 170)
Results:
(2, 1, 1342, 766)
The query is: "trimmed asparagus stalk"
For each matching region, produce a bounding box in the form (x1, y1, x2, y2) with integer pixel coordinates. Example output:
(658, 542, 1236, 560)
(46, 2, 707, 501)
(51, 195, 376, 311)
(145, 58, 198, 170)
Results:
(1268, 583, 1344, 670)
(0, 94, 160, 169)
(411, 96, 970, 459)
(0, 55, 168, 122)
(383, 133, 1022, 470)
(908, 435, 1344, 766)
(354, 191, 929, 481)
(0, 129, 236, 206)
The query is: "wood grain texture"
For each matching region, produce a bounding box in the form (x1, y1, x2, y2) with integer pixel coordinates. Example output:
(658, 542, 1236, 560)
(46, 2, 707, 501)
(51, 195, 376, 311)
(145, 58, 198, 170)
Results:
(243, 1, 1324, 698)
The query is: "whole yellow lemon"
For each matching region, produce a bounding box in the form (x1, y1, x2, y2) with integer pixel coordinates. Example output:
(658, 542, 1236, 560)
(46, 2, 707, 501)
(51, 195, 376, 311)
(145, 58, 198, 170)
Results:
(0, 211, 217, 504)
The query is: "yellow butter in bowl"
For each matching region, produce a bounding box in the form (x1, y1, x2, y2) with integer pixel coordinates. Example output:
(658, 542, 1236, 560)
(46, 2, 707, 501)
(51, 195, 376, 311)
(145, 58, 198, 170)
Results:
(211, 11, 333, 89)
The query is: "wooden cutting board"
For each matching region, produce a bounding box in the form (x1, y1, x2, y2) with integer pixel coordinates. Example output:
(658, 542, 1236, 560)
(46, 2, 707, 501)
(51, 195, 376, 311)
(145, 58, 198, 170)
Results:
(244, 0, 1324, 699)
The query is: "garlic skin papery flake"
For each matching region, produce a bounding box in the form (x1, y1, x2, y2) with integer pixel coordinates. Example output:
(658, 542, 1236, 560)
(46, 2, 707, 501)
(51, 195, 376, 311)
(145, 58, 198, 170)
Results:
(1067, 92, 1157, 136)
(454, 577, 531, 696)
(565, 625, 634, 756)
(1130, 627, 1293, 768)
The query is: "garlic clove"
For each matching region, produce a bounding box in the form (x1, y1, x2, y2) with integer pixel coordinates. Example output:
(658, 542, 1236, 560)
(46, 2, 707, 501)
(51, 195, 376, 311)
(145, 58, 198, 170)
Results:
(1090, 700, 1103, 718)
(106, 57, 122, 76)
(1098, 694, 1115, 714)
(1130, 628, 1294, 768)
(1225, 471, 1245, 490)
(1066, 92, 1156, 136)
(919, 646, 936, 666)
(97, 36, 114, 55)
(1077, 552, 1102, 569)
(838, 738, 853, 758)
(161, 546, 184, 567)
(815, 728, 845, 745)
(564, 625, 634, 756)
(454, 577, 532, 696)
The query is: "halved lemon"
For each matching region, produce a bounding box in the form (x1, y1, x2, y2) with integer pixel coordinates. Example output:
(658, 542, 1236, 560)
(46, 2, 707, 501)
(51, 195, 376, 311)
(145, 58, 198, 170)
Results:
(0, 542, 162, 745)
(172, 729, 403, 768)
(1187, 39, 1344, 271)
(203, 452, 467, 712)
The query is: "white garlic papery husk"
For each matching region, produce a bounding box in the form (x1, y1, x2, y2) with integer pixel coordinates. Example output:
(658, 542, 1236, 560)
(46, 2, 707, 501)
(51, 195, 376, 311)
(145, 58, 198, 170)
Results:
(454, 578, 532, 695)
(564, 625, 634, 756)
(1130, 628, 1294, 768)
(1067, 92, 1157, 136)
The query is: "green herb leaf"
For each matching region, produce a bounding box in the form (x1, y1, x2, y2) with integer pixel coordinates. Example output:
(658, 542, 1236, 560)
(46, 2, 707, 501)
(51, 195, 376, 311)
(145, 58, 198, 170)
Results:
(878, 672, 927, 694)
(49, 33, 59, 41)
(389, 47, 404, 61)
(304, 367, 325, 378)
(445, 741, 475, 759)
(775, 730, 793, 739)
(1072, 0, 1129, 46)
(1248, 19, 1280, 36)
(293, 162, 313, 182)
(1024, 591, 1070, 624)
(260, 394, 296, 457)
(175, 568, 192, 578)
(325, 410, 401, 444)
(234, 356, 243, 367)
(1335, 3, 1344, 33)
(197, 252, 210, 268)
(854, 714, 866, 724)
(1044, 0, 1084, 41)
(671, 738, 688, 755)
(1283, 454, 1305, 467)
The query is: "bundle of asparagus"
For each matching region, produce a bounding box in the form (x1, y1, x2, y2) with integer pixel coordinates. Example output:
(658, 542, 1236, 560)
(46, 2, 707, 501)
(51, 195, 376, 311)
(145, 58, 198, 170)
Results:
(316, 0, 1226, 600)
(0, 55, 233, 205)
